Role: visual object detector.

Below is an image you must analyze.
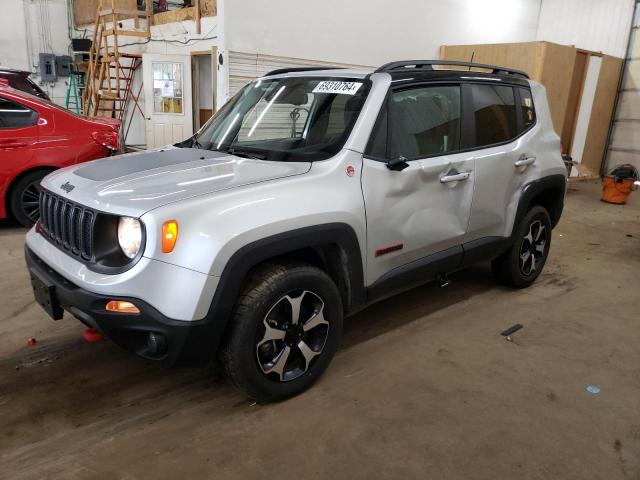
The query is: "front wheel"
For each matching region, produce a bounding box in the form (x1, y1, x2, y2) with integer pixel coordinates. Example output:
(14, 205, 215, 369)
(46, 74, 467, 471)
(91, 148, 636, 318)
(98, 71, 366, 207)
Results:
(9, 170, 51, 228)
(492, 205, 552, 288)
(220, 263, 343, 402)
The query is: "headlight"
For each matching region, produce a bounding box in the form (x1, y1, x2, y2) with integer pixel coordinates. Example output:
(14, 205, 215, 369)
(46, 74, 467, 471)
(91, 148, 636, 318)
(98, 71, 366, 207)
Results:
(117, 217, 142, 259)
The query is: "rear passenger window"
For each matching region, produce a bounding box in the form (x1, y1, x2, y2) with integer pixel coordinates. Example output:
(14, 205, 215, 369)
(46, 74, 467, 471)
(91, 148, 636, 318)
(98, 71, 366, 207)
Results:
(518, 87, 536, 131)
(375, 85, 461, 160)
(0, 98, 37, 128)
(471, 85, 517, 147)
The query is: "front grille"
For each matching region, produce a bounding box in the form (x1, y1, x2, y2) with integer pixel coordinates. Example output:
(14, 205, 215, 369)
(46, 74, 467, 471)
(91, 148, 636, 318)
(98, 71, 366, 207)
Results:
(39, 190, 95, 260)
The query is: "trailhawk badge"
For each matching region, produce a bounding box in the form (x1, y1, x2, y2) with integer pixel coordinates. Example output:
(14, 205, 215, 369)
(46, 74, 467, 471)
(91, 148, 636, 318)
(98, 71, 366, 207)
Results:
(60, 181, 75, 193)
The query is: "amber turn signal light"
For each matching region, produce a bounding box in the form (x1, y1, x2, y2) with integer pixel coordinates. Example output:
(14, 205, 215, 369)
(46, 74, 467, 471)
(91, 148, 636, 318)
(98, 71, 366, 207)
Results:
(105, 300, 140, 314)
(162, 220, 178, 253)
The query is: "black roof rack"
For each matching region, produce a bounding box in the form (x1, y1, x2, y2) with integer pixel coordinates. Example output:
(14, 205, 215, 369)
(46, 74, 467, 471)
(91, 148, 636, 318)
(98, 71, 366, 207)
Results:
(264, 66, 345, 77)
(374, 60, 529, 79)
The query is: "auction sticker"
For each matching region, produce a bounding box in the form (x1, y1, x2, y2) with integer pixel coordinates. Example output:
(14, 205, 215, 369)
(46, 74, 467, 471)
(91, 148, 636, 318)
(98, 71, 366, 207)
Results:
(313, 81, 363, 95)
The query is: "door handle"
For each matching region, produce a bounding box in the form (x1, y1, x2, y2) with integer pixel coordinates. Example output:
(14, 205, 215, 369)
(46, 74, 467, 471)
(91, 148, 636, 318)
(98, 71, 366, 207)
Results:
(0, 142, 27, 150)
(440, 171, 470, 184)
(515, 155, 536, 167)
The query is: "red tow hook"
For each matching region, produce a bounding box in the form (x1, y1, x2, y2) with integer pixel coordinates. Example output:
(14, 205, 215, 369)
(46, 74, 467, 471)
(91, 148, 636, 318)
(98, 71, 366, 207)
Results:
(83, 328, 104, 343)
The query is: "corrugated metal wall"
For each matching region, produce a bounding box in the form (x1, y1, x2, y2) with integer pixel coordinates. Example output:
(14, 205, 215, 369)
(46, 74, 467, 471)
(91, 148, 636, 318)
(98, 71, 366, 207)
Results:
(607, 2, 640, 171)
(536, 0, 635, 58)
(227, 52, 371, 96)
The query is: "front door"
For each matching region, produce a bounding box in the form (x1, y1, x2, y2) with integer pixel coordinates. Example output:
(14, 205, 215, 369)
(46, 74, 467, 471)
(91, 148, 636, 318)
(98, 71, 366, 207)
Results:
(143, 53, 193, 149)
(362, 83, 475, 287)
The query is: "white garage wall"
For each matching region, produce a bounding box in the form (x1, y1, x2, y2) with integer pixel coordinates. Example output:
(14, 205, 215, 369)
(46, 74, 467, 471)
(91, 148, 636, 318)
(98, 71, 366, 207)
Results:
(0, 0, 72, 105)
(222, 0, 543, 67)
(536, 0, 636, 57)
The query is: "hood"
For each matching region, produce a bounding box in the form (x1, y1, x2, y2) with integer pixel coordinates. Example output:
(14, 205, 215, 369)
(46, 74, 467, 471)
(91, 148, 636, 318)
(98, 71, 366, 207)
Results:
(42, 147, 311, 217)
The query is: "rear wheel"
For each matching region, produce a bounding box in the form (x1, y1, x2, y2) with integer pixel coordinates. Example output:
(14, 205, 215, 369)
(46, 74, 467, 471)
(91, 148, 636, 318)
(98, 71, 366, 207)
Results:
(220, 263, 343, 402)
(492, 205, 552, 288)
(9, 170, 50, 228)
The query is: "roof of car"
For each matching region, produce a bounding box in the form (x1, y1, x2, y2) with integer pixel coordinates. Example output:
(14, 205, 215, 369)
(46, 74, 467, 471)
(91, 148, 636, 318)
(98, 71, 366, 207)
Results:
(261, 61, 531, 87)
(0, 68, 31, 76)
(0, 81, 46, 103)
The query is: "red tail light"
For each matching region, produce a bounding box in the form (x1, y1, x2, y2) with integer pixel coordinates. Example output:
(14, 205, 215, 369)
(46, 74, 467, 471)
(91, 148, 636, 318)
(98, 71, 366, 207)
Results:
(92, 130, 119, 151)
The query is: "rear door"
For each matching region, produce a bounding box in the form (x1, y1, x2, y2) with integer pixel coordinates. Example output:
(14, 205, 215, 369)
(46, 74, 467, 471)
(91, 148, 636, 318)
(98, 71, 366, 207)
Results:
(464, 83, 539, 242)
(362, 83, 475, 288)
(0, 95, 39, 215)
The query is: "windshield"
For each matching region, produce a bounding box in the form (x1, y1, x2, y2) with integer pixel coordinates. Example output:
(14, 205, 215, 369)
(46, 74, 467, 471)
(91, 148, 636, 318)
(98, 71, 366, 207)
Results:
(190, 76, 371, 162)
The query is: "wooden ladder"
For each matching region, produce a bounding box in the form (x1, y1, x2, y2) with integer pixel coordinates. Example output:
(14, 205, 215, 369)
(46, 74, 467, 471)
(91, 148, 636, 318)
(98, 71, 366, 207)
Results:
(82, 0, 151, 120)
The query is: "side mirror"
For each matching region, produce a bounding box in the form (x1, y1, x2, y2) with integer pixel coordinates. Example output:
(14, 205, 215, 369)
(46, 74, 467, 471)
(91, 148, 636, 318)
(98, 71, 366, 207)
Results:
(386, 156, 409, 171)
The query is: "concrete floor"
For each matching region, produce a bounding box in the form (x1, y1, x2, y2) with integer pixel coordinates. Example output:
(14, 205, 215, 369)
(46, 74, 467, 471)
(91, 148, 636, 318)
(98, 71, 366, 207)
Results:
(0, 180, 638, 480)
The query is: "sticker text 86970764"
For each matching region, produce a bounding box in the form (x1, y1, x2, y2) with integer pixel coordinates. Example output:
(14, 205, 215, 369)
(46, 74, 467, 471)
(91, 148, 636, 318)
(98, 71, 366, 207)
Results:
(312, 81, 363, 95)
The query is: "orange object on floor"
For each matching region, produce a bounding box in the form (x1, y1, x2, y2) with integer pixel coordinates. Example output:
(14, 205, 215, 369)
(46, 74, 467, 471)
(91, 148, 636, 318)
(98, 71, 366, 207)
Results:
(83, 328, 103, 343)
(602, 164, 638, 204)
(601, 176, 635, 204)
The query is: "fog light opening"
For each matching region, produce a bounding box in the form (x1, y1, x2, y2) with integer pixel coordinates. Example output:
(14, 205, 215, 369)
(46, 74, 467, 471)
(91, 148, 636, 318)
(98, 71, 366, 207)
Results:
(147, 332, 168, 356)
(105, 300, 140, 314)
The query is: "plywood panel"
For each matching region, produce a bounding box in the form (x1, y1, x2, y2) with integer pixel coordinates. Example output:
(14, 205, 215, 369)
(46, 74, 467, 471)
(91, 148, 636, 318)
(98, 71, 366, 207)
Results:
(440, 42, 542, 78)
(537, 42, 578, 137)
(153, 7, 195, 25)
(74, 0, 100, 26)
(441, 41, 577, 136)
(581, 55, 624, 174)
(201, 0, 217, 17)
(561, 51, 588, 152)
(73, 0, 137, 27)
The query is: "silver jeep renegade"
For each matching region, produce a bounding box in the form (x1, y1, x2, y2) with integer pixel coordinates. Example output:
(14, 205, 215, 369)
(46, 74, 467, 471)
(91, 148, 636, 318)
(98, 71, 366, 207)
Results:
(26, 60, 566, 402)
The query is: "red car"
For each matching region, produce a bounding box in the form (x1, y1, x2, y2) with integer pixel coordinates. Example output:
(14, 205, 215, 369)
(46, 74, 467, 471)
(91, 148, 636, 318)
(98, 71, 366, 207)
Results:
(0, 80, 120, 227)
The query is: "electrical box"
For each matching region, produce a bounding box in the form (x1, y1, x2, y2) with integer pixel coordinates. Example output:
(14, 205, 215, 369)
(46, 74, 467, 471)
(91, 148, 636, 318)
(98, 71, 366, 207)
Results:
(38, 53, 57, 82)
(56, 56, 72, 76)
(71, 38, 92, 53)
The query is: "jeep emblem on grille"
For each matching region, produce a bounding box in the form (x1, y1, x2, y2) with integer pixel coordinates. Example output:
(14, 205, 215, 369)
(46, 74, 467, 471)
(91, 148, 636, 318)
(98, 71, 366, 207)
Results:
(60, 181, 75, 193)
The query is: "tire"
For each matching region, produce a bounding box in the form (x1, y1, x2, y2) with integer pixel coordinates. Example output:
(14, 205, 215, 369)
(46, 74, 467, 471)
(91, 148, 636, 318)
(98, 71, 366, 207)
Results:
(492, 205, 552, 288)
(9, 170, 51, 228)
(220, 263, 343, 402)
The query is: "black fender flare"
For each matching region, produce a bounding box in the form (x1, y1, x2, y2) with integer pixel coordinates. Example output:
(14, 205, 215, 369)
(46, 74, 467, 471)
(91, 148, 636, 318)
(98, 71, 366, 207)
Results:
(513, 174, 566, 234)
(193, 223, 366, 362)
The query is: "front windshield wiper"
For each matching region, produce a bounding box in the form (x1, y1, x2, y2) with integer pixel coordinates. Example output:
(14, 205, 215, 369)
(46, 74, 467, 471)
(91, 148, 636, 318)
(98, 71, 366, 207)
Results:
(174, 135, 204, 149)
(224, 146, 267, 160)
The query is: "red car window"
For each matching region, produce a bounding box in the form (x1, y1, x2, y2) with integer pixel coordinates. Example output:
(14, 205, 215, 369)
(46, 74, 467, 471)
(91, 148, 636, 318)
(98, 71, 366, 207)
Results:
(0, 97, 38, 128)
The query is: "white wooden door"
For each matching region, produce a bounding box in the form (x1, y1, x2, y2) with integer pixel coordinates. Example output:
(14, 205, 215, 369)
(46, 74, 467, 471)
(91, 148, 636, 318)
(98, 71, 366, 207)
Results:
(143, 53, 193, 148)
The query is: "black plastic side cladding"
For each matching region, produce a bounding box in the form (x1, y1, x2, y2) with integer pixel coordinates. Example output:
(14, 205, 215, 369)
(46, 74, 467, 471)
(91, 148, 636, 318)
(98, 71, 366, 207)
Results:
(515, 174, 566, 230)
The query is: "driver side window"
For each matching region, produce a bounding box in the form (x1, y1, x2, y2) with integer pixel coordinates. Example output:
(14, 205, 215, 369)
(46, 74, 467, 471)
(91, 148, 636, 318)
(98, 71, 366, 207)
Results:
(366, 85, 462, 160)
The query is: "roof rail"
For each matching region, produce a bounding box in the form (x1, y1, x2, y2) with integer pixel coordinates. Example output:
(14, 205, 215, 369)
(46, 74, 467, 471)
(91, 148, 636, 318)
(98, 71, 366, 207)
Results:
(374, 60, 529, 79)
(263, 66, 345, 77)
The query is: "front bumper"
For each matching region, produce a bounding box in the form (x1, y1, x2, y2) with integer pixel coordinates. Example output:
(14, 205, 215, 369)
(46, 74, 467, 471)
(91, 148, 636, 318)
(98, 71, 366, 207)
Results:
(26, 247, 221, 366)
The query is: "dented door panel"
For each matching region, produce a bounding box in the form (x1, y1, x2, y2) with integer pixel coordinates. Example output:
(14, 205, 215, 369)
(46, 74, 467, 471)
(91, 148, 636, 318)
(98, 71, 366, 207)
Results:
(361, 152, 475, 286)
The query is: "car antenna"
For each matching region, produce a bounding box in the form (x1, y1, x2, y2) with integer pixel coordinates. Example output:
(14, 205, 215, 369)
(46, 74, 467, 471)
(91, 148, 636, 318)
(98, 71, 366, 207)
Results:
(468, 52, 475, 70)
